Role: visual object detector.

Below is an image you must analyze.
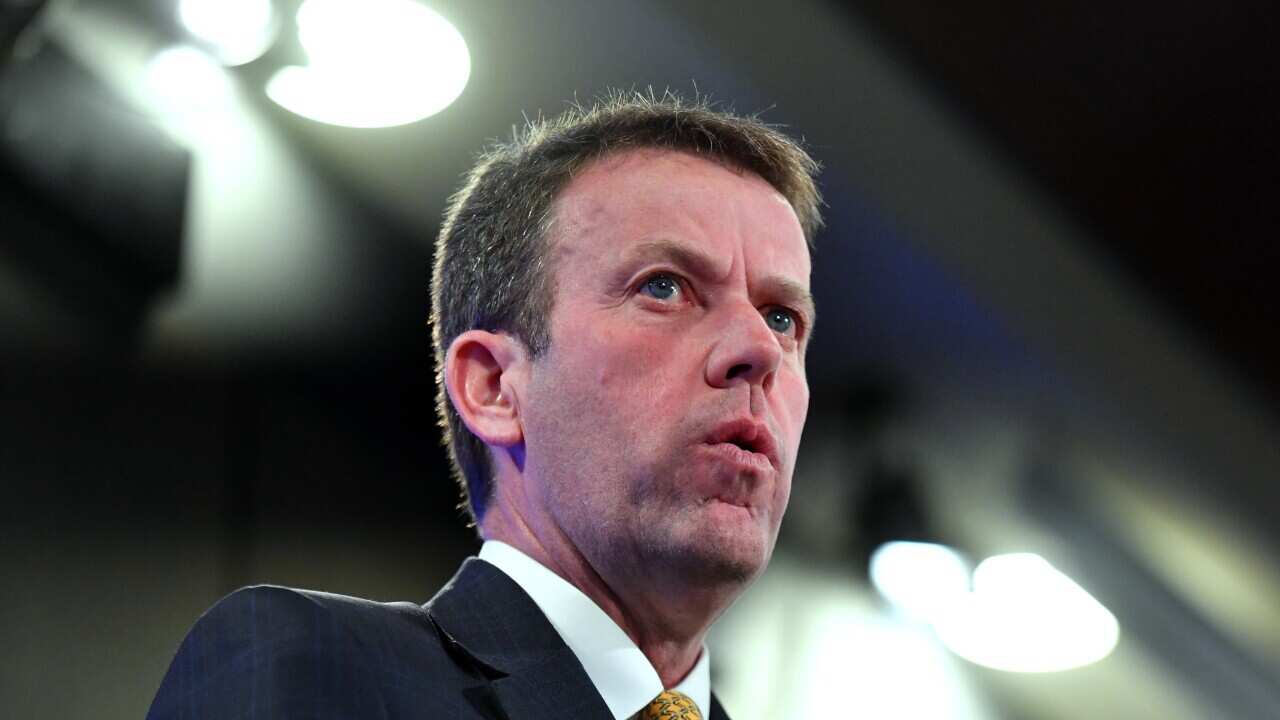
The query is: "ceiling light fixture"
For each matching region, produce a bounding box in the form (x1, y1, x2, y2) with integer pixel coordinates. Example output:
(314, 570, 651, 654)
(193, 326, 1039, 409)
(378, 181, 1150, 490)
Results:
(869, 541, 971, 622)
(265, 0, 470, 129)
(147, 45, 231, 108)
(178, 0, 279, 66)
(934, 553, 1120, 672)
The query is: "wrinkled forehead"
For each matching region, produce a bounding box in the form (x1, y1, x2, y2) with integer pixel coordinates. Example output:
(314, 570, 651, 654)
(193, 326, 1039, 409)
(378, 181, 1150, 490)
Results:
(549, 148, 809, 271)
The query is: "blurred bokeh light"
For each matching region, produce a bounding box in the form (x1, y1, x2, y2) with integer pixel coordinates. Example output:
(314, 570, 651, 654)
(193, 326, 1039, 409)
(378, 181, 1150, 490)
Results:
(177, 0, 278, 66)
(266, 0, 470, 128)
(934, 553, 1120, 673)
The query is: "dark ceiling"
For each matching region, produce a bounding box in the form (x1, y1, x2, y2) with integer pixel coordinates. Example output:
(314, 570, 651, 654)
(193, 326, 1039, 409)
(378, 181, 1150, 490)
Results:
(844, 1, 1280, 406)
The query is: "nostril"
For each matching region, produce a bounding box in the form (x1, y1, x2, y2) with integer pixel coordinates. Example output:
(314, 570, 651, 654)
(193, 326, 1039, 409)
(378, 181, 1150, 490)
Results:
(725, 363, 752, 380)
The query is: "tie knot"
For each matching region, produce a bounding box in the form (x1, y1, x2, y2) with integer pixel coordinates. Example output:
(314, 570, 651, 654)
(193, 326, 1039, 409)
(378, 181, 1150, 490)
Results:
(639, 689, 703, 720)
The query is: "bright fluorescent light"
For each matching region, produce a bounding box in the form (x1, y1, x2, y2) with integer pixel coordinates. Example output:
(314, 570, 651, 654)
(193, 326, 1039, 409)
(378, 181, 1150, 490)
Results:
(935, 553, 1120, 672)
(147, 46, 230, 107)
(870, 541, 971, 622)
(178, 0, 279, 66)
(146, 46, 240, 145)
(266, 0, 470, 128)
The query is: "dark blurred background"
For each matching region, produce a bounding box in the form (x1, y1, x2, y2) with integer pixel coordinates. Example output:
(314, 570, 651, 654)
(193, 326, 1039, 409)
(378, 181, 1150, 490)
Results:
(3, 1, 1278, 718)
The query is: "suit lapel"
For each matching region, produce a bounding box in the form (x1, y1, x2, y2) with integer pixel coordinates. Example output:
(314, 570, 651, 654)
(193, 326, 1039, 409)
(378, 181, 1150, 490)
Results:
(708, 692, 731, 720)
(426, 558, 613, 720)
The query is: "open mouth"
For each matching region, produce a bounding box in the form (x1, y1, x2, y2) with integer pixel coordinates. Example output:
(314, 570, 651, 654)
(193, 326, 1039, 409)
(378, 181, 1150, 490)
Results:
(704, 418, 779, 470)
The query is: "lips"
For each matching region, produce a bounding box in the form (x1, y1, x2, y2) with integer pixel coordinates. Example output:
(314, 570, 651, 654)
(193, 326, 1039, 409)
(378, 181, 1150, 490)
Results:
(703, 417, 780, 472)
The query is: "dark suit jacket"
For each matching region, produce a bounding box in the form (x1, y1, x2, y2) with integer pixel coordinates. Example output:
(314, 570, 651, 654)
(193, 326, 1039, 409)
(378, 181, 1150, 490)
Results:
(147, 557, 731, 719)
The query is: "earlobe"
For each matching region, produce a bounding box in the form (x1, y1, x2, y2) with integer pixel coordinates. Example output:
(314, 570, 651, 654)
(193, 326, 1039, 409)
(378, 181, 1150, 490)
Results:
(444, 330, 527, 448)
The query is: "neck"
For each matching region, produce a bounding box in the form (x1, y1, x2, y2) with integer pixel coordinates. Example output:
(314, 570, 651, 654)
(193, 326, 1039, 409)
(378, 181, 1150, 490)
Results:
(482, 501, 733, 687)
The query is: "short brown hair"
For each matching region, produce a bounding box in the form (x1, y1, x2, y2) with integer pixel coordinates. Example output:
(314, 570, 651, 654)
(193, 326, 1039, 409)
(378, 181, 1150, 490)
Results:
(430, 90, 823, 524)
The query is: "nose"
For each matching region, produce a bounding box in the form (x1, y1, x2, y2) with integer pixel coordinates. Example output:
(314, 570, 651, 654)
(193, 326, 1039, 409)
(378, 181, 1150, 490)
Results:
(706, 302, 783, 392)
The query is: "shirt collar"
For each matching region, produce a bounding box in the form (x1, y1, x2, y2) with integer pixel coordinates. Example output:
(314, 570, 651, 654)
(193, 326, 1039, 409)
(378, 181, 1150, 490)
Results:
(478, 540, 710, 720)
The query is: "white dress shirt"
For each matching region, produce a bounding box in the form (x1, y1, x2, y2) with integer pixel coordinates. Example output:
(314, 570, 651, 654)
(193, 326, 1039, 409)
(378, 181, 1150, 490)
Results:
(478, 540, 711, 720)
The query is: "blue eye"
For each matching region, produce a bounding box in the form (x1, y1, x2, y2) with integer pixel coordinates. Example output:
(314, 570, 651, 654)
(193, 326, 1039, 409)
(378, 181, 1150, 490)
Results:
(641, 274, 680, 301)
(764, 307, 796, 334)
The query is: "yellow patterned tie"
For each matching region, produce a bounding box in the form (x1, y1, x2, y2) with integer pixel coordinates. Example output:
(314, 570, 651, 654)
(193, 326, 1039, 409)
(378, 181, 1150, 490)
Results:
(639, 690, 703, 720)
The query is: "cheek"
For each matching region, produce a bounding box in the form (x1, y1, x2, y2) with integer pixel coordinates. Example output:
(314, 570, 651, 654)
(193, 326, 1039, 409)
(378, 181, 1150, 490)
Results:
(774, 377, 806, 520)
(581, 322, 694, 399)
(777, 372, 810, 457)
(581, 326, 707, 469)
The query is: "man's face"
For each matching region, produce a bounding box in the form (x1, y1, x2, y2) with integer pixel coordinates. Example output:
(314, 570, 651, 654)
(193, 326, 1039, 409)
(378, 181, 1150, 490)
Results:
(517, 149, 812, 588)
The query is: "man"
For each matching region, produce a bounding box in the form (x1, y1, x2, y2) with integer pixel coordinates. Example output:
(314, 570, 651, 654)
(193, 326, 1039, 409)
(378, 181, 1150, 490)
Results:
(148, 92, 822, 720)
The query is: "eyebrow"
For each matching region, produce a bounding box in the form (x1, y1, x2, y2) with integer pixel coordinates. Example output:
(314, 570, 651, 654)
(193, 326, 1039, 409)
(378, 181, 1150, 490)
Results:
(618, 239, 818, 334)
(621, 239, 723, 284)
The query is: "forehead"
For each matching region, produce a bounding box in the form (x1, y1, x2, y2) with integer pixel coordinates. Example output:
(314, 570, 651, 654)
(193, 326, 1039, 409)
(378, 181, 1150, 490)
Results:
(550, 149, 810, 276)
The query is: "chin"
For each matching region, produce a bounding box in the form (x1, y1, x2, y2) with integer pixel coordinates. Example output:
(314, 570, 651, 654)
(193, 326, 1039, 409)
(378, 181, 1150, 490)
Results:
(671, 525, 773, 587)
(699, 552, 765, 586)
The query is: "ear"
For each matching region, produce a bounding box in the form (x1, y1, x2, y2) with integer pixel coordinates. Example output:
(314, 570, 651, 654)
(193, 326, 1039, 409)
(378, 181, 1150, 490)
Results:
(444, 330, 528, 449)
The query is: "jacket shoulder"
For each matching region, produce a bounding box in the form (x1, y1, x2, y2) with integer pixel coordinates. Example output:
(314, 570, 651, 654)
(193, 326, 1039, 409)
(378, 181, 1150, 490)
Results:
(147, 585, 469, 719)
